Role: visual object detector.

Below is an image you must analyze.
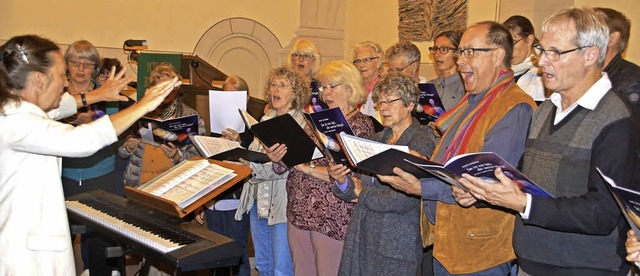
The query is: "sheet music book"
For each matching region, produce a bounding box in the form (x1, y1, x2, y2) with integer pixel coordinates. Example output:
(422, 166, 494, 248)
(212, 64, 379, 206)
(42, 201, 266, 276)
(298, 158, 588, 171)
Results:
(241, 110, 323, 167)
(598, 167, 640, 236)
(138, 114, 199, 147)
(304, 107, 354, 165)
(190, 134, 269, 163)
(405, 152, 553, 197)
(414, 83, 446, 125)
(125, 159, 251, 218)
(138, 159, 237, 209)
(239, 108, 259, 127)
(336, 132, 431, 176)
(209, 90, 247, 134)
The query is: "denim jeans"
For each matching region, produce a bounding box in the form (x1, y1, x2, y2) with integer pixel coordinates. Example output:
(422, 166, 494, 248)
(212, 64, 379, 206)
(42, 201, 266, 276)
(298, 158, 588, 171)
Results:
(250, 203, 293, 276)
(205, 207, 251, 276)
(434, 258, 512, 276)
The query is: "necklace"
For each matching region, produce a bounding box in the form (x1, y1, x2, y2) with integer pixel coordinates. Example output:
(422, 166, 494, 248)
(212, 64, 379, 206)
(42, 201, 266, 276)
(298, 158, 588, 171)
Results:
(69, 81, 94, 95)
(344, 108, 358, 118)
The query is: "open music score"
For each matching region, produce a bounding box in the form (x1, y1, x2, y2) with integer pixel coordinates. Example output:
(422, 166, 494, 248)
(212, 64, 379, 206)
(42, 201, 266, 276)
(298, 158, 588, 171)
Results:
(125, 158, 252, 218)
(192, 136, 243, 158)
(336, 132, 432, 177)
(140, 159, 236, 209)
(338, 132, 409, 166)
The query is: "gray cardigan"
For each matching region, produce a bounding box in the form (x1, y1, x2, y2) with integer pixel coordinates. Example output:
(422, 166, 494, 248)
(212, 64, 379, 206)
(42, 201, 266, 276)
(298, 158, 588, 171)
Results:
(234, 109, 305, 224)
(333, 119, 434, 276)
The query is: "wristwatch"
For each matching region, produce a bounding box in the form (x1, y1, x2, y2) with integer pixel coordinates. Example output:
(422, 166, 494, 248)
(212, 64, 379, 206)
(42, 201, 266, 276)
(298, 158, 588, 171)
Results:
(80, 91, 88, 109)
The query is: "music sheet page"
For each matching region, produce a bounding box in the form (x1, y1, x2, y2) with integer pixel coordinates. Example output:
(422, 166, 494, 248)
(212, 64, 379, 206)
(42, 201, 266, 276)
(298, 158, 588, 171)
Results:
(339, 133, 408, 164)
(193, 136, 241, 157)
(140, 160, 235, 207)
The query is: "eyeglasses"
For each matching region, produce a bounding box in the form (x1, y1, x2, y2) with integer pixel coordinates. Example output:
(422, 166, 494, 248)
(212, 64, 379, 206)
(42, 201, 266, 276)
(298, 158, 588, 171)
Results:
(269, 81, 291, 89)
(353, 56, 379, 66)
(512, 37, 525, 45)
(96, 72, 109, 81)
(375, 97, 403, 106)
(387, 60, 417, 73)
(318, 83, 342, 92)
(428, 46, 457, 55)
(68, 60, 96, 70)
(454, 48, 497, 58)
(534, 45, 591, 61)
(291, 53, 315, 61)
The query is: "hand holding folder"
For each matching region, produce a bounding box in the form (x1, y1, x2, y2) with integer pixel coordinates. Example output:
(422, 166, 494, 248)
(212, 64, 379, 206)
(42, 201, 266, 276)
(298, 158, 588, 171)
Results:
(240, 109, 323, 167)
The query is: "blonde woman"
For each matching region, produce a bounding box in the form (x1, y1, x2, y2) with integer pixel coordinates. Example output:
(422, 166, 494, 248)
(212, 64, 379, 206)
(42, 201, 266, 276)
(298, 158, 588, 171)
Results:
(287, 39, 326, 113)
(267, 60, 374, 276)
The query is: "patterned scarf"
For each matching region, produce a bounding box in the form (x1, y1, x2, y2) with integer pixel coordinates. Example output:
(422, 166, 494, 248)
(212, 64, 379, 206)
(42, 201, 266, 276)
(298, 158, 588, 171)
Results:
(435, 70, 515, 163)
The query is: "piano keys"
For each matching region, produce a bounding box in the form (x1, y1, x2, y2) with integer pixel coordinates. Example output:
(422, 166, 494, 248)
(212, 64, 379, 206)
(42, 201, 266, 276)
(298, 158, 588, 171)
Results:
(66, 190, 241, 273)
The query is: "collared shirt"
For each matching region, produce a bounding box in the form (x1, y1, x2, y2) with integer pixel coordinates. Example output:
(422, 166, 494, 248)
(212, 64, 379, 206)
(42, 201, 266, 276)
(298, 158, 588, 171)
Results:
(549, 73, 611, 124)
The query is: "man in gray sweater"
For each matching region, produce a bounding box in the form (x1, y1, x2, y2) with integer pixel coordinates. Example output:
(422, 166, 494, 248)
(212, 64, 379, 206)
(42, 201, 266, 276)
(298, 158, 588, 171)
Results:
(459, 7, 639, 275)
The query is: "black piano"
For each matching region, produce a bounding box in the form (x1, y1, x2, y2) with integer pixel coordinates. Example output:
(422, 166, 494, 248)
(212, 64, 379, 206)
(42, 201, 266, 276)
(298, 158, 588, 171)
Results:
(66, 190, 241, 275)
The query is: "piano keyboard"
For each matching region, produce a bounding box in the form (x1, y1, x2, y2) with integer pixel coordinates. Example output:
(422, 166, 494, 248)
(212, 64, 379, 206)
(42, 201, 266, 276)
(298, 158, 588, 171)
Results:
(66, 191, 242, 272)
(66, 198, 198, 253)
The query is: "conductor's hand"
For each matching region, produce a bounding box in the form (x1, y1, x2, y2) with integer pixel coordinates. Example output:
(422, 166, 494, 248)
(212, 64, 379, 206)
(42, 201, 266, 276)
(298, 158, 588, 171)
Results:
(138, 77, 181, 113)
(266, 143, 287, 163)
(92, 66, 134, 102)
(377, 167, 422, 196)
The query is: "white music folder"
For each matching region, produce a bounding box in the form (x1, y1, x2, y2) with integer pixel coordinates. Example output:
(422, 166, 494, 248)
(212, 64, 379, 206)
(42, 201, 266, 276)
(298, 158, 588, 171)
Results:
(209, 90, 247, 134)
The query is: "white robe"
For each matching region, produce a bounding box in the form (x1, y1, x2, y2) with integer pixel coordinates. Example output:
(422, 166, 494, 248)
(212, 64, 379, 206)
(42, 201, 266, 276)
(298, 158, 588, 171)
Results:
(0, 100, 116, 275)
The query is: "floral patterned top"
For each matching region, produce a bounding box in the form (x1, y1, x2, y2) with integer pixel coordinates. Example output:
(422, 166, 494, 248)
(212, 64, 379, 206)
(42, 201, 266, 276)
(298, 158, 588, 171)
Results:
(274, 111, 374, 240)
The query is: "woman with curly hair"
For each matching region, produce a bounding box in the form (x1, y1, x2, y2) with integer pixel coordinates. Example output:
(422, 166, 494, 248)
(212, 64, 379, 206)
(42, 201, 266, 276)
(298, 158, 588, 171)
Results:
(267, 60, 375, 276)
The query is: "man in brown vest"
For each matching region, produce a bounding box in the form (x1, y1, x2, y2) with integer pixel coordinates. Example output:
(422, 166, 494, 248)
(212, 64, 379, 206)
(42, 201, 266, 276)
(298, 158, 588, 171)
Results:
(380, 21, 536, 275)
(460, 7, 638, 275)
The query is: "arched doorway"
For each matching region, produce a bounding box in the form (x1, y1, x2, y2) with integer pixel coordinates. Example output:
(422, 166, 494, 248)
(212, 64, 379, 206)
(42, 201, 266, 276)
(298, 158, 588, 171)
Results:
(193, 17, 282, 100)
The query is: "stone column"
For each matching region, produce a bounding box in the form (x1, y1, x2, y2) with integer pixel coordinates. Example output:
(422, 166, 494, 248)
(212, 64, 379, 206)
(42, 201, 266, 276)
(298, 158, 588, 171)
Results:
(282, 0, 347, 65)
